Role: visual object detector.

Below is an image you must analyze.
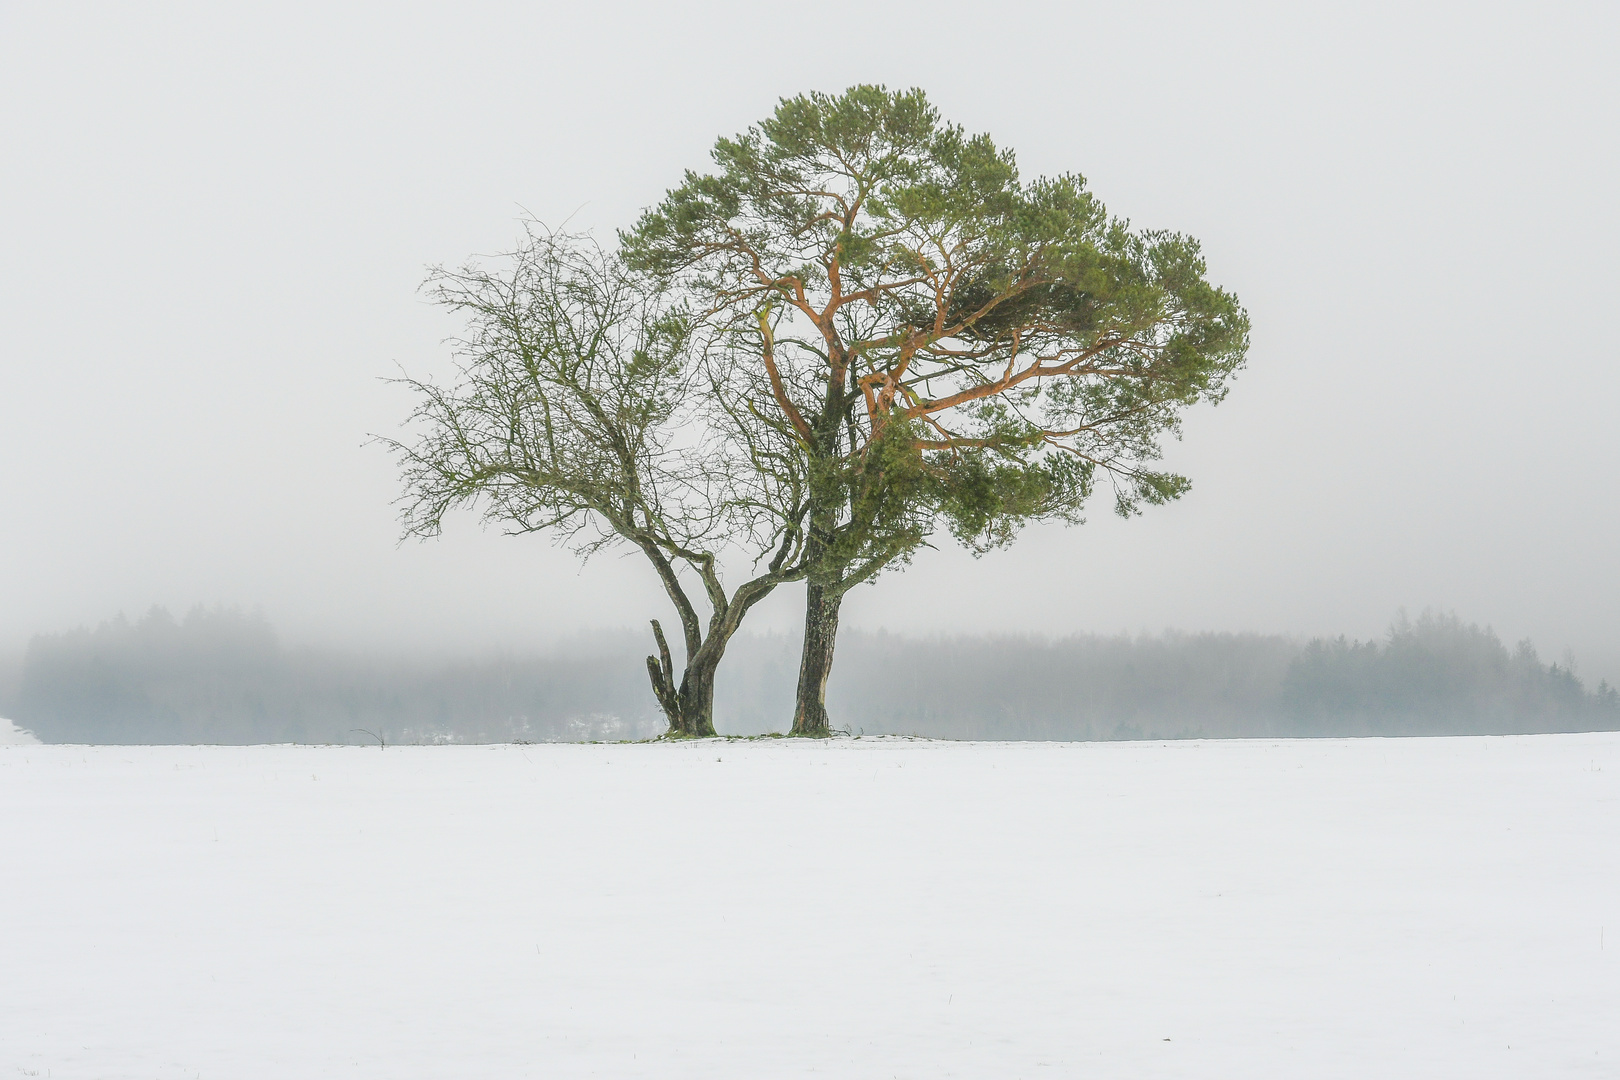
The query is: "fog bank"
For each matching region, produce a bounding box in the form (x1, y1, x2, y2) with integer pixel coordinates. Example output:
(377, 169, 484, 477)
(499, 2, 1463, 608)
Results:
(5, 608, 1614, 745)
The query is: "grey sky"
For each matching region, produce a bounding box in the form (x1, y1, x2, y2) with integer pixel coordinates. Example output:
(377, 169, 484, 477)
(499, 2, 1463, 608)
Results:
(3, 2, 1616, 683)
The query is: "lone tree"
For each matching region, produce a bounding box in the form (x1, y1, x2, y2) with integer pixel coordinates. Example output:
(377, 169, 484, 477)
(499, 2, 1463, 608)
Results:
(625, 86, 1250, 734)
(386, 227, 809, 737)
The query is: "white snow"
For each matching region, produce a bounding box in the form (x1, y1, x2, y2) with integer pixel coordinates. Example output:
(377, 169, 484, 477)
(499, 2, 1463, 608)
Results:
(2, 734, 1616, 1078)
(0, 717, 38, 745)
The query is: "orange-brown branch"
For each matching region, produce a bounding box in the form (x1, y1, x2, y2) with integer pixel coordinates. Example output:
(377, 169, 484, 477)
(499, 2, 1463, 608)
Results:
(757, 311, 814, 444)
(903, 337, 1124, 420)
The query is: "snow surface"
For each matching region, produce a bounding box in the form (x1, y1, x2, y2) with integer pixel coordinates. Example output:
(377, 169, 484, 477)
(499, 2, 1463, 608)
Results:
(2, 734, 1617, 1078)
(0, 717, 38, 745)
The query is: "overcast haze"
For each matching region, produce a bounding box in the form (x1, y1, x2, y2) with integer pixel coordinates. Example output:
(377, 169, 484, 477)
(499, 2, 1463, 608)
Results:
(2, 3, 1616, 684)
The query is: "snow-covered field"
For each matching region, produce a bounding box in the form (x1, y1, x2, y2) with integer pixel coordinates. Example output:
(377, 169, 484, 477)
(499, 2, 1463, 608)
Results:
(0, 717, 38, 745)
(2, 734, 1616, 1078)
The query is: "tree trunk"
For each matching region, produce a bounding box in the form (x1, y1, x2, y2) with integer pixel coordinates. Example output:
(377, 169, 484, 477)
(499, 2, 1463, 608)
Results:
(675, 656, 719, 738)
(792, 579, 843, 735)
(646, 618, 726, 738)
(646, 619, 682, 735)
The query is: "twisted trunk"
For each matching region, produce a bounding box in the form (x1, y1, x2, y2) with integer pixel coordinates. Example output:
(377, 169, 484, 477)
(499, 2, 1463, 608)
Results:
(675, 653, 720, 737)
(645, 619, 720, 737)
(646, 561, 796, 737)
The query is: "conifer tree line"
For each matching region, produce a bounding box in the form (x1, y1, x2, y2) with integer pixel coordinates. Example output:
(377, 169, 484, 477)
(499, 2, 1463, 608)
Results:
(385, 86, 1250, 737)
(5, 608, 1616, 745)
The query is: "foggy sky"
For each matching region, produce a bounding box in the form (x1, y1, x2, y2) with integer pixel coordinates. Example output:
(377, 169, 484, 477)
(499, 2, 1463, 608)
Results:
(3, 2, 1617, 685)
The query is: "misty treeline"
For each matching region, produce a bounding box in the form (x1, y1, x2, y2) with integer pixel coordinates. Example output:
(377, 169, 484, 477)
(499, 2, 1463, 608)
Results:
(1, 608, 662, 746)
(3, 606, 1615, 745)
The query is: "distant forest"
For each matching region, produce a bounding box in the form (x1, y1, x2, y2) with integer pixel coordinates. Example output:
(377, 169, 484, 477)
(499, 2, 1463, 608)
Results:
(3, 607, 1616, 744)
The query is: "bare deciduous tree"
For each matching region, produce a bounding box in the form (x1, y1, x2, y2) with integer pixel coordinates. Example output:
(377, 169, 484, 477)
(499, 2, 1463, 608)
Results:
(386, 227, 808, 736)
